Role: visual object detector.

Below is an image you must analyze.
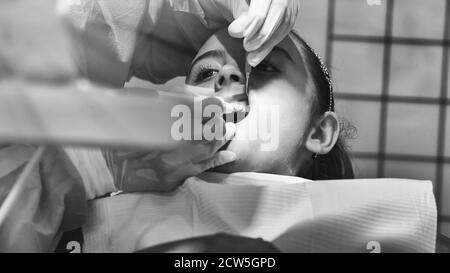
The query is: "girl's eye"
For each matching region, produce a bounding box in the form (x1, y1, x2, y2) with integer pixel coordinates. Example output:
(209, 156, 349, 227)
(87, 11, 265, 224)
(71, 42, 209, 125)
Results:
(255, 61, 279, 72)
(195, 68, 218, 83)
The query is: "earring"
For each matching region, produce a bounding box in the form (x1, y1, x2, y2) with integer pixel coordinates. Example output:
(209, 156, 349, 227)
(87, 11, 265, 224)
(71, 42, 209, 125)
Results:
(313, 153, 318, 159)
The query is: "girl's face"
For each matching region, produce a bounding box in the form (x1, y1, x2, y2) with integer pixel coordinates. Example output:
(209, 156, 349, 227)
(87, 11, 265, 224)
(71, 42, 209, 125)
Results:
(186, 29, 315, 175)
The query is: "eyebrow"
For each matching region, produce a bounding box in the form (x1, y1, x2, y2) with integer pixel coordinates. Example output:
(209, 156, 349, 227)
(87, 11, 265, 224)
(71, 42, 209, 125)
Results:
(188, 46, 293, 78)
(189, 49, 227, 74)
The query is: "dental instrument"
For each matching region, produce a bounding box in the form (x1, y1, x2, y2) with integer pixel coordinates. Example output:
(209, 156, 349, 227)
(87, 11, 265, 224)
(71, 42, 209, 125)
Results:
(245, 60, 251, 96)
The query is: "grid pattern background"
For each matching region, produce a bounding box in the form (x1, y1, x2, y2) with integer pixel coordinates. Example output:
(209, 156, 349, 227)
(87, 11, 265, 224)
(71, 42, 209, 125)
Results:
(321, 0, 449, 236)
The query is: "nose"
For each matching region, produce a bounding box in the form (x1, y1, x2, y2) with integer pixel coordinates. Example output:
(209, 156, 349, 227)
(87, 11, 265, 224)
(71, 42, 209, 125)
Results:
(215, 65, 244, 92)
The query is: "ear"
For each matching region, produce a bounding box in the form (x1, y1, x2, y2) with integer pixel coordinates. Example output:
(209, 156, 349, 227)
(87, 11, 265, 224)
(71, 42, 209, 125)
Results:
(305, 112, 340, 155)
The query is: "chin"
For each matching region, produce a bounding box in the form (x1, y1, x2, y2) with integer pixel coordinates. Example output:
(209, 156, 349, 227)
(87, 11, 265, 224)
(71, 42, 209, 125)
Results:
(210, 148, 253, 173)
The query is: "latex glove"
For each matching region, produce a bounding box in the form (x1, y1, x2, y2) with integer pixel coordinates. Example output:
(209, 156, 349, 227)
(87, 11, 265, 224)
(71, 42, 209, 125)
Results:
(103, 97, 242, 193)
(228, 0, 300, 66)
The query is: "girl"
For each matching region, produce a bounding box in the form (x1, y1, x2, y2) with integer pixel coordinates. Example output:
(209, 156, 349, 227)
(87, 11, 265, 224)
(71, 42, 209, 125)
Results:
(184, 28, 354, 180)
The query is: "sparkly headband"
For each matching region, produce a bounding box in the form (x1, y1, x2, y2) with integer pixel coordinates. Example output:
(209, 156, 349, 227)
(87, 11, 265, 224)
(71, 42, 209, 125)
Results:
(288, 32, 335, 113)
(314, 51, 334, 113)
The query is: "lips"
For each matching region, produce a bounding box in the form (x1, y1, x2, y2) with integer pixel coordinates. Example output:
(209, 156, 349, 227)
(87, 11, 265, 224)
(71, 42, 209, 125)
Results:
(219, 139, 232, 151)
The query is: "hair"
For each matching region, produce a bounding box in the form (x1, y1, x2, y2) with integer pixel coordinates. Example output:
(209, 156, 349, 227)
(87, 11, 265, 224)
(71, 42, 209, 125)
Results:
(289, 30, 355, 180)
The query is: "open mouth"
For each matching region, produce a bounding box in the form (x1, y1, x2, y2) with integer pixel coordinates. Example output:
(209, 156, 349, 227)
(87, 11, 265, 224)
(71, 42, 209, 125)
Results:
(222, 110, 248, 124)
(222, 98, 250, 124)
(220, 102, 249, 151)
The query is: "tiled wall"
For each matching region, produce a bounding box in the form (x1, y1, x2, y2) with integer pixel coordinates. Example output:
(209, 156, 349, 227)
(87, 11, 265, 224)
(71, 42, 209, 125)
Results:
(296, 0, 449, 238)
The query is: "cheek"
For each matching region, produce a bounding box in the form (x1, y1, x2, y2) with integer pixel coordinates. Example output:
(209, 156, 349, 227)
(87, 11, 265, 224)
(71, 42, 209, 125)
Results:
(249, 79, 311, 140)
(224, 80, 312, 172)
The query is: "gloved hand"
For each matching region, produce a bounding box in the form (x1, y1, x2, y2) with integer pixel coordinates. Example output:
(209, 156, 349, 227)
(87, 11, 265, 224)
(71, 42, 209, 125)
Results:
(228, 0, 300, 67)
(103, 97, 241, 193)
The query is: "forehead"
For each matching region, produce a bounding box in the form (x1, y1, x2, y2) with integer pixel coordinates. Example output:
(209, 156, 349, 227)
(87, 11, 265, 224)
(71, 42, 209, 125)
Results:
(195, 29, 303, 67)
(195, 29, 244, 63)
